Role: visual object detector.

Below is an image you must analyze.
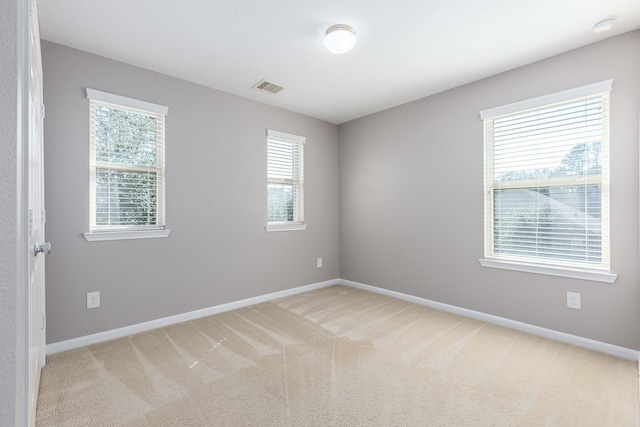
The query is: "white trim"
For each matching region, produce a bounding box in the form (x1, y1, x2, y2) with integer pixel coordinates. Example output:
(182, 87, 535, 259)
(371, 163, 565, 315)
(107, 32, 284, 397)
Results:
(86, 88, 168, 115)
(480, 79, 612, 119)
(46, 277, 638, 361)
(479, 258, 617, 283)
(265, 223, 308, 232)
(46, 279, 339, 355)
(16, 1, 30, 425)
(84, 229, 171, 242)
(266, 128, 306, 144)
(339, 279, 638, 361)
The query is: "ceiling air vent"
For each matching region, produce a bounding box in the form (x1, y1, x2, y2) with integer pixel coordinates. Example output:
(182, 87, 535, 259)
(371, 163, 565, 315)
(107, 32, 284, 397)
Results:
(253, 79, 284, 94)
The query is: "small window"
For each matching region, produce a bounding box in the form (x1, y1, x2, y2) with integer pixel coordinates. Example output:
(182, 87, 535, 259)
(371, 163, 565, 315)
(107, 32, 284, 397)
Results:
(265, 129, 307, 232)
(84, 89, 169, 241)
(480, 80, 616, 282)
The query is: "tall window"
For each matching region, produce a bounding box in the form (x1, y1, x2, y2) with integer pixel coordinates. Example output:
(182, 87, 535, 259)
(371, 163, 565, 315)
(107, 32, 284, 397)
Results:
(266, 129, 306, 232)
(86, 89, 168, 238)
(481, 80, 614, 280)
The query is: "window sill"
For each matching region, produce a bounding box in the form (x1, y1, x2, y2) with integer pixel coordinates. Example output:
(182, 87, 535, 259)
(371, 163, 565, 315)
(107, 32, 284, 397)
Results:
(84, 229, 171, 242)
(265, 223, 307, 232)
(479, 258, 617, 283)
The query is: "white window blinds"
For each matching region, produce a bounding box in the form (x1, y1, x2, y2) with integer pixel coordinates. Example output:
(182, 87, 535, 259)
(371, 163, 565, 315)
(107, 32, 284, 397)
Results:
(481, 80, 611, 271)
(87, 89, 168, 232)
(267, 129, 305, 225)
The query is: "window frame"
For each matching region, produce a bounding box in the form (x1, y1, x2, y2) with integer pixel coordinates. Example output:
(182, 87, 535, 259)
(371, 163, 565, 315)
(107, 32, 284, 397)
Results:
(265, 129, 307, 232)
(479, 80, 616, 283)
(83, 89, 170, 241)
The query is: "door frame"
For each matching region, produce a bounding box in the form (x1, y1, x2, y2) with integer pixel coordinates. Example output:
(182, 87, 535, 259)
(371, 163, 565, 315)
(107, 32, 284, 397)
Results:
(16, 0, 42, 425)
(16, 0, 29, 419)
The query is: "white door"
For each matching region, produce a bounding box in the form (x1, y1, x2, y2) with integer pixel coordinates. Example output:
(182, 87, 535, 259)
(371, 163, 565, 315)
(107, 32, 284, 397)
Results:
(26, 0, 47, 424)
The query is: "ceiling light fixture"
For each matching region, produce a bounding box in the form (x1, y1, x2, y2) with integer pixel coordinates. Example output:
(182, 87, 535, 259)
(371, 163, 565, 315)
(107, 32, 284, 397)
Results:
(592, 16, 616, 33)
(325, 24, 356, 54)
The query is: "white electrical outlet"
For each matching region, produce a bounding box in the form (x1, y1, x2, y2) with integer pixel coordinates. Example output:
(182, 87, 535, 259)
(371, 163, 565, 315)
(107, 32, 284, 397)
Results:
(317, 258, 323, 268)
(87, 291, 100, 309)
(567, 292, 581, 309)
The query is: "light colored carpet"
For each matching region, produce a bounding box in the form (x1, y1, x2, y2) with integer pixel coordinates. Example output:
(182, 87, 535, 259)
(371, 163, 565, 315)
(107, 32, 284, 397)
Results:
(36, 285, 639, 426)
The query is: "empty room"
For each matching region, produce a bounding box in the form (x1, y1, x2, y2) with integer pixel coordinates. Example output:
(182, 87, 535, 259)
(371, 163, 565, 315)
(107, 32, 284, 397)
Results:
(2, 0, 640, 426)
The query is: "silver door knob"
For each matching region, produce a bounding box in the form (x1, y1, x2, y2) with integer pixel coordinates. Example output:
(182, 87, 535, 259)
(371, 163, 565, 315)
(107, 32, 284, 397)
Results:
(33, 242, 51, 256)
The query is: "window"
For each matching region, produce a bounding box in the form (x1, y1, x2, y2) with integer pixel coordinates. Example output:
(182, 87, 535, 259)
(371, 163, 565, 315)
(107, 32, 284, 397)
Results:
(480, 80, 616, 283)
(265, 129, 307, 232)
(84, 89, 170, 241)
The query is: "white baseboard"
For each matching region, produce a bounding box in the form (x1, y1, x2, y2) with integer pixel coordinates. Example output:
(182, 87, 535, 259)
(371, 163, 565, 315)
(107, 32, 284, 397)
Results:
(339, 278, 640, 361)
(46, 279, 339, 355)
(47, 277, 639, 361)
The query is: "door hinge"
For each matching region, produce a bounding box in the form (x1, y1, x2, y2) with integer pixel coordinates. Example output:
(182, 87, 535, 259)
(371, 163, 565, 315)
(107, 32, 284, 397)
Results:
(41, 104, 45, 119)
(41, 315, 46, 330)
(42, 208, 46, 224)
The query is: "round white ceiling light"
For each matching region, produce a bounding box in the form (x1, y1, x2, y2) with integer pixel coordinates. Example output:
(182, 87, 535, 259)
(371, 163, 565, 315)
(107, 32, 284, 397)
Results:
(592, 17, 616, 33)
(325, 24, 357, 54)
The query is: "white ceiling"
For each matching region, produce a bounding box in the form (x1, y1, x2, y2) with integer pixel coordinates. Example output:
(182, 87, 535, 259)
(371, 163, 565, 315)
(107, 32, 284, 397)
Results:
(38, 0, 640, 124)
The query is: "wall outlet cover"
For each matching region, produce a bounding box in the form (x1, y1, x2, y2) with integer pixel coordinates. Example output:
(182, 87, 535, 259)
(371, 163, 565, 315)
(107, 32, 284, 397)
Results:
(87, 291, 100, 309)
(567, 291, 581, 309)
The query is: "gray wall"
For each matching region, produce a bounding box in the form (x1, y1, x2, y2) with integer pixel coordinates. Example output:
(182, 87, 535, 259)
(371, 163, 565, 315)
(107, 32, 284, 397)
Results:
(0, 0, 19, 424)
(43, 41, 340, 344)
(43, 32, 640, 350)
(339, 31, 640, 349)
